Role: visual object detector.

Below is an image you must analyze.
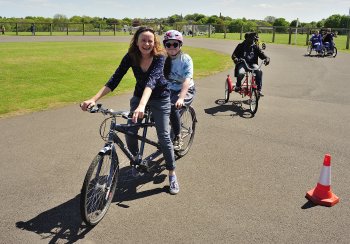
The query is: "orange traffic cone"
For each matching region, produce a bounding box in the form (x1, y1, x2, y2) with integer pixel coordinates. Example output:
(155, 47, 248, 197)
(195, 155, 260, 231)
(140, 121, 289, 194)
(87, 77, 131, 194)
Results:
(306, 154, 339, 206)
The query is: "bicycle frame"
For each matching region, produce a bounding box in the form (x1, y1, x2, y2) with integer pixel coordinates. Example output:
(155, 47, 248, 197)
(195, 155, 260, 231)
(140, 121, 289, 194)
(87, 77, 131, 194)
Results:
(240, 71, 257, 97)
(102, 106, 162, 170)
(91, 103, 195, 171)
(227, 59, 263, 97)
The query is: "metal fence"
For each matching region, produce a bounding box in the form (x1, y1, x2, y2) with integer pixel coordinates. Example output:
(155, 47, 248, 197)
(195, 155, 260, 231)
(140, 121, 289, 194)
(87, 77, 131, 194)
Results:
(175, 24, 350, 49)
(0, 22, 137, 36)
(1, 22, 349, 49)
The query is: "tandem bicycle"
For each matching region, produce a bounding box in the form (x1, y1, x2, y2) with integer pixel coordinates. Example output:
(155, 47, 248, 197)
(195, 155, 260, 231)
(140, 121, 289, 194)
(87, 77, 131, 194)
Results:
(80, 103, 197, 226)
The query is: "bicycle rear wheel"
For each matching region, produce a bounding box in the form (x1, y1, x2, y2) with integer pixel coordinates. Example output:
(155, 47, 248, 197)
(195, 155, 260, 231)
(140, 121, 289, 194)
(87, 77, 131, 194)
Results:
(249, 89, 259, 115)
(80, 149, 119, 226)
(175, 106, 197, 157)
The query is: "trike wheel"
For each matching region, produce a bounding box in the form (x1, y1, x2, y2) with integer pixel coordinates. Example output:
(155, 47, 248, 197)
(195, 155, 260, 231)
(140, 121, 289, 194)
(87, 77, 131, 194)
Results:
(307, 44, 312, 55)
(224, 78, 230, 103)
(80, 150, 119, 226)
(175, 106, 196, 158)
(249, 89, 259, 115)
(332, 47, 337, 57)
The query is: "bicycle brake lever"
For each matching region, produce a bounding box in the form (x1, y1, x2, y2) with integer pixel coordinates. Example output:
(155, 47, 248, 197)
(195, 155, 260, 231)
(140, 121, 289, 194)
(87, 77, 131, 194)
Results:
(88, 104, 102, 113)
(121, 111, 130, 119)
(87, 106, 97, 113)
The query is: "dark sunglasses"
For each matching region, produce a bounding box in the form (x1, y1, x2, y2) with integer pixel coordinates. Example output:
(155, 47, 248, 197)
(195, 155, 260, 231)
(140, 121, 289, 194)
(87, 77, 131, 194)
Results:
(165, 42, 179, 48)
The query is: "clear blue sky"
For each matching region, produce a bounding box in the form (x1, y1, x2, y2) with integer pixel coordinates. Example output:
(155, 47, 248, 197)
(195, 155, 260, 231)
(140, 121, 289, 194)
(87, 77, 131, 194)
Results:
(1, 0, 350, 22)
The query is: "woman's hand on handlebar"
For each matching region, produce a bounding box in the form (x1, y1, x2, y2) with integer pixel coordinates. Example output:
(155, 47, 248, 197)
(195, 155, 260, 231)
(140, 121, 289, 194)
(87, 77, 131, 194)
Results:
(80, 99, 96, 111)
(132, 105, 145, 123)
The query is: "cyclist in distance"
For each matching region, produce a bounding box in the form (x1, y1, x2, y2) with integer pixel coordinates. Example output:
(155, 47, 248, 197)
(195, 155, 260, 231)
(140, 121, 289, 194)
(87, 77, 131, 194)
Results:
(322, 28, 336, 54)
(231, 32, 270, 96)
(80, 27, 180, 195)
(163, 30, 196, 151)
(310, 30, 323, 53)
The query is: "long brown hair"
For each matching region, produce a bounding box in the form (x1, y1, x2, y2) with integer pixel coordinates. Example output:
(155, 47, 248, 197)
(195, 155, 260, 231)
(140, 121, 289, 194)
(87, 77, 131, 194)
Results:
(128, 26, 165, 66)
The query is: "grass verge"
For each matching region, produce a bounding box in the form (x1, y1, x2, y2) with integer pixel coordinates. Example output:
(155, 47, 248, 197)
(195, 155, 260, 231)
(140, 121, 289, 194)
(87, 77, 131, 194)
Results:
(0, 42, 232, 118)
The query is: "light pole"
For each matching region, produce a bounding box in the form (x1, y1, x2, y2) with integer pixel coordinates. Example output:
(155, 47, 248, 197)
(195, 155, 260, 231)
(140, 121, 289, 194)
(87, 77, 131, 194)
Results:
(347, 8, 350, 49)
(295, 18, 299, 45)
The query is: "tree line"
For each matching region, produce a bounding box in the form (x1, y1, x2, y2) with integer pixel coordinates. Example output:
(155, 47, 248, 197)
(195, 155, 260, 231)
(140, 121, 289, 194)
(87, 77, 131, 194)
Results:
(1, 13, 349, 33)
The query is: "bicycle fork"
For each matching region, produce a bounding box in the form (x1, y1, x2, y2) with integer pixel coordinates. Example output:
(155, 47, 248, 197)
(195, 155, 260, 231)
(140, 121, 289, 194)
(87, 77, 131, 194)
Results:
(96, 120, 119, 201)
(96, 143, 117, 201)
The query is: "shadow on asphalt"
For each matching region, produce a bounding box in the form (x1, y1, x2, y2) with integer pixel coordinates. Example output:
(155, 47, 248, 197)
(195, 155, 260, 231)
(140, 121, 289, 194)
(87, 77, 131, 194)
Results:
(15, 195, 93, 244)
(204, 99, 254, 118)
(303, 53, 336, 58)
(301, 199, 318, 209)
(303, 54, 324, 58)
(114, 157, 169, 208)
(14, 158, 170, 242)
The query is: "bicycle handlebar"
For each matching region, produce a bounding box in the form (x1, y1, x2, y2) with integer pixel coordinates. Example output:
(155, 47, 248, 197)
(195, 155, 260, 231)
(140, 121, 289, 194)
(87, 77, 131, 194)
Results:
(86, 103, 184, 118)
(238, 58, 266, 71)
(87, 104, 152, 119)
(87, 104, 132, 119)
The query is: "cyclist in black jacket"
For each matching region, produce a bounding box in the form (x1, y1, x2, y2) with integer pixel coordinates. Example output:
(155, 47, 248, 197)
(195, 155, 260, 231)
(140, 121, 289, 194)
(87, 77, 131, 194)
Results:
(322, 28, 336, 54)
(231, 32, 270, 96)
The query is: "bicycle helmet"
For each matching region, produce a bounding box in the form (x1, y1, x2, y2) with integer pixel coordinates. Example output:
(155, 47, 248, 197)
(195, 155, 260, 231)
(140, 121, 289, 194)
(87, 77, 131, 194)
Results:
(244, 32, 257, 41)
(163, 30, 183, 45)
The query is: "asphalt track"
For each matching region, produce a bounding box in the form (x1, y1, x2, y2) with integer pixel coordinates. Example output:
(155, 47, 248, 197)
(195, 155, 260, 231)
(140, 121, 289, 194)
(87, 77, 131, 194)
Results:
(1, 36, 350, 243)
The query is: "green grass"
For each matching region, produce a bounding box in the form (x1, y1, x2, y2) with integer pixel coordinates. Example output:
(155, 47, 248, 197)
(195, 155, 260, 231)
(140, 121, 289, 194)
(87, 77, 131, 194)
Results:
(0, 42, 232, 118)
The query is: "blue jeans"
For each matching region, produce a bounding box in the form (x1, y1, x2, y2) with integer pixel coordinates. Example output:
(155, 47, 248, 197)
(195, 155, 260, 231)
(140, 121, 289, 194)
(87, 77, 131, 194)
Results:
(235, 62, 263, 91)
(126, 96, 175, 171)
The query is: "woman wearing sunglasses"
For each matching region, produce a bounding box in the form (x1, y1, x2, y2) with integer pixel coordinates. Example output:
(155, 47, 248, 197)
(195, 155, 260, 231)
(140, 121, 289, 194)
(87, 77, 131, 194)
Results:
(81, 27, 179, 195)
(163, 30, 196, 151)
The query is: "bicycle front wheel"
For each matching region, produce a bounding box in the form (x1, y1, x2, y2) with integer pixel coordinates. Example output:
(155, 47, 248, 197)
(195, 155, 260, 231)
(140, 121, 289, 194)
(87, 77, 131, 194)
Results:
(175, 106, 197, 157)
(80, 150, 119, 226)
(249, 89, 259, 115)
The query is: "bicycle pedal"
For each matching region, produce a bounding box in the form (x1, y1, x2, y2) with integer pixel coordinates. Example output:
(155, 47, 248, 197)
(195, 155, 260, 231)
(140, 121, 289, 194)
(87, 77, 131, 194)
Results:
(138, 163, 150, 173)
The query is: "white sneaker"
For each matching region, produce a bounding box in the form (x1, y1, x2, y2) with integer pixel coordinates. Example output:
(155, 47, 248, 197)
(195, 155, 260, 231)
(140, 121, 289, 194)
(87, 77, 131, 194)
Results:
(169, 175, 180, 195)
(173, 135, 183, 151)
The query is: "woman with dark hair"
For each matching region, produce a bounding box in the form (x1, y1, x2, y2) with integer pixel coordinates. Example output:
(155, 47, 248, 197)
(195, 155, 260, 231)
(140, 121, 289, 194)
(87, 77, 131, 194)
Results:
(81, 27, 179, 194)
